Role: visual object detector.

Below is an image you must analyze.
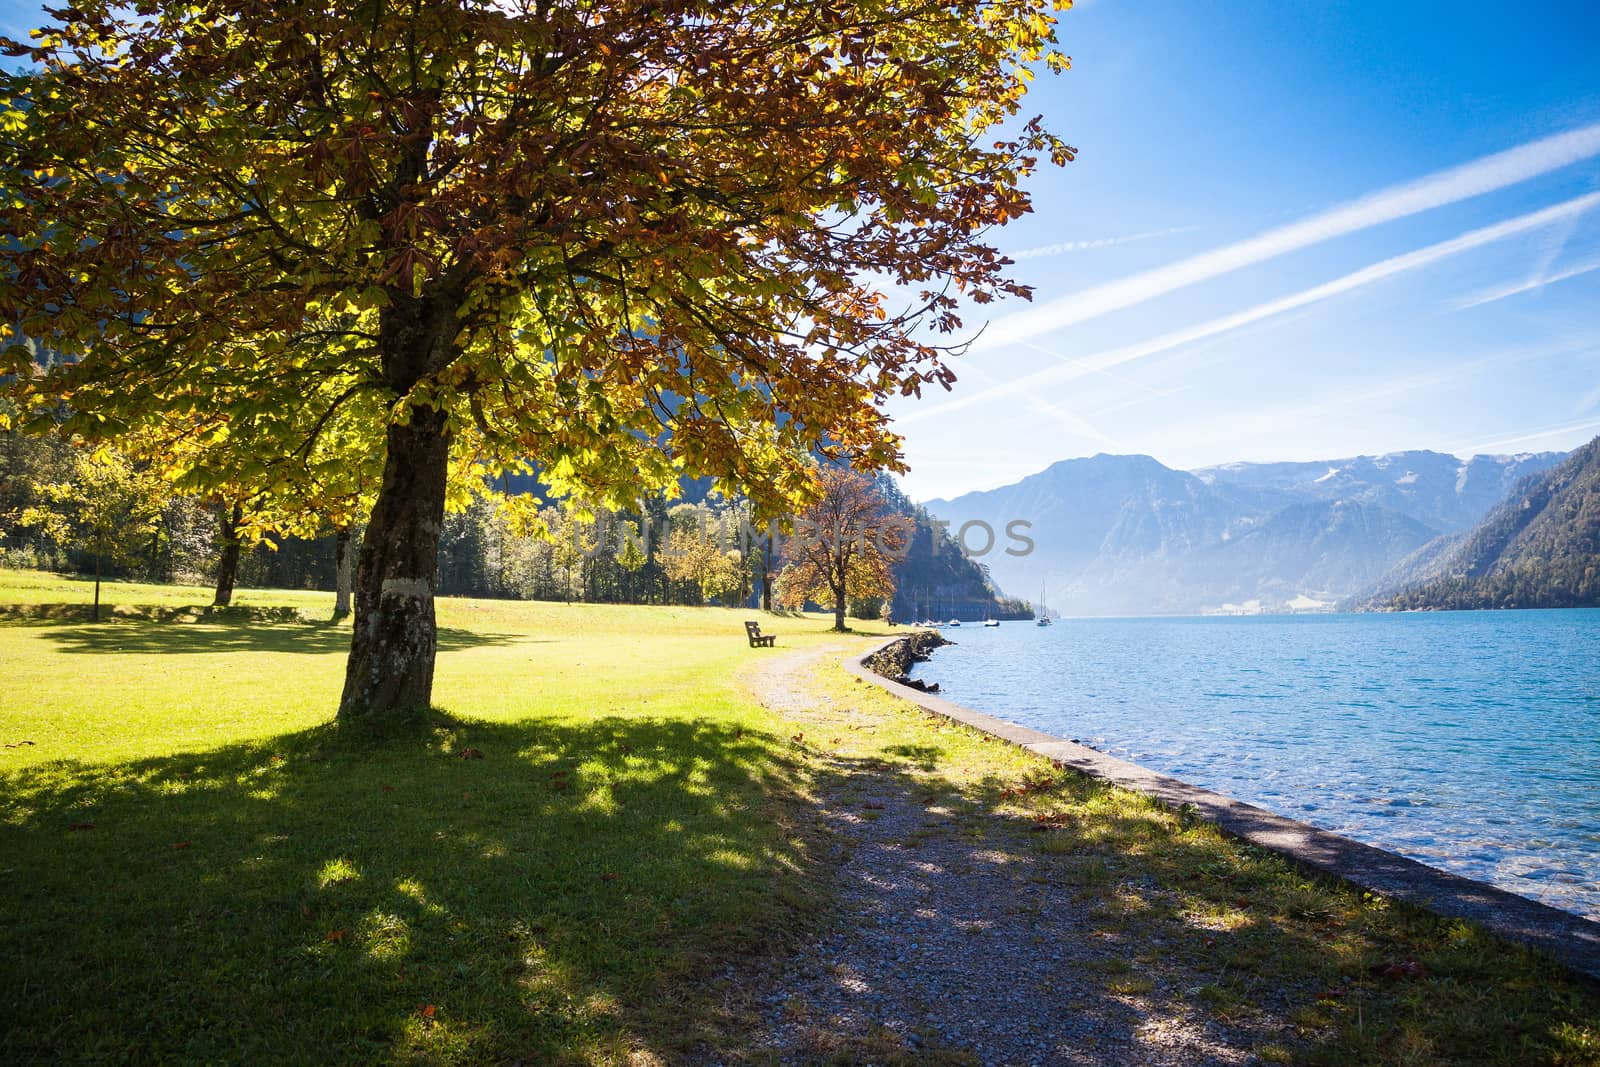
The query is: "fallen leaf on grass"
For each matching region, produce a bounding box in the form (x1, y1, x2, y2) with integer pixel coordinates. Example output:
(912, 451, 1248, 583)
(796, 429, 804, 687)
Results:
(380, 785, 395, 793)
(65, 822, 95, 832)
(3, 740, 35, 748)
(324, 929, 347, 943)
(168, 841, 192, 851)
(416, 1003, 437, 1020)
(456, 748, 485, 760)
(1369, 960, 1429, 980)
(600, 872, 621, 881)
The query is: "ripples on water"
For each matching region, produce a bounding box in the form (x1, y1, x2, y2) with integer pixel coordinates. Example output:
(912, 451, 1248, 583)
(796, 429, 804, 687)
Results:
(908, 610, 1600, 920)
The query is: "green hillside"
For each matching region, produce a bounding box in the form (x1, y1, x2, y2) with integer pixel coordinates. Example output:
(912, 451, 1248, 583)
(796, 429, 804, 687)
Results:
(1378, 437, 1600, 611)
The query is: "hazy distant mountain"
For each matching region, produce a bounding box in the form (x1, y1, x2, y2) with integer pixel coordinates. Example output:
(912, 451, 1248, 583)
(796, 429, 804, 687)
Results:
(925, 453, 1246, 576)
(1350, 530, 1466, 603)
(1193, 450, 1565, 533)
(1189, 500, 1438, 610)
(1365, 438, 1600, 611)
(923, 448, 1569, 616)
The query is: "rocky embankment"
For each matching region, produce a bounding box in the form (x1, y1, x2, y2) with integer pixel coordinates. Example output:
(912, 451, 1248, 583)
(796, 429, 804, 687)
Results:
(863, 629, 951, 693)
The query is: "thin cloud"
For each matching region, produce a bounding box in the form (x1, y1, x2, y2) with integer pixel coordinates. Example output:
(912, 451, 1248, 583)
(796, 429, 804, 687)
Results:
(1456, 256, 1600, 310)
(1149, 336, 1600, 449)
(1023, 393, 1122, 450)
(1008, 226, 1202, 260)
(1457, 415, 1600, 454)
(1578, 379, 1600, 415)
(900, 192, 1600, 425)
(974, 121, 1600, 350)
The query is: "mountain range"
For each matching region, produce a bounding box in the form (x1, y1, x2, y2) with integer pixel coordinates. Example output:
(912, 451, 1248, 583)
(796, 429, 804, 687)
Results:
(922, 448, 1570, 616)
(1365, 438, 1600, 611)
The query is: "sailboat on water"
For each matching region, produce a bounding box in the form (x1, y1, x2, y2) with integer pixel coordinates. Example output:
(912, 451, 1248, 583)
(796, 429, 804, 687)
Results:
(1036, 583, 1053, 627)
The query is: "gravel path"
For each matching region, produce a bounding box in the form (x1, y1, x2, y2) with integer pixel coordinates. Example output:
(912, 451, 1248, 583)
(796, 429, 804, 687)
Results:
(729, 642, 1294, 1067)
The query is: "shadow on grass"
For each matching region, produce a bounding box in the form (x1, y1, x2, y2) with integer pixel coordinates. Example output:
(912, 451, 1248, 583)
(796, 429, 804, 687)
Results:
(879, 743, 943, 771)
(3, 705, 1595, 1065)
(18, 618, 522, 656)
(0, 713, 817, 1064)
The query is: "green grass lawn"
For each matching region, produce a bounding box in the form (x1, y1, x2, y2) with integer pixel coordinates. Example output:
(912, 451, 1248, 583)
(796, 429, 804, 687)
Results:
(0, 570, 857, 1063)
(3, 569, 1598, 1065)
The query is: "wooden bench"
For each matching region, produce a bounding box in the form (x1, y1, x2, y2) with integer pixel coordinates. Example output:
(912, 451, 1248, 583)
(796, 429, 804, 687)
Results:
(744, 620, 777, 648)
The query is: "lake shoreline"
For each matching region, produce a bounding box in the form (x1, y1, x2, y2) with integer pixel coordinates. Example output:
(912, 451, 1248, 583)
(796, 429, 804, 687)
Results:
(851, 632, 1600, 984)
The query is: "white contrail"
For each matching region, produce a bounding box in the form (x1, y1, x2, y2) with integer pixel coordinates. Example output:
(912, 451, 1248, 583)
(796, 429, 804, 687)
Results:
(1009, 226, 1201, 259)
(1458, 415, 1600, 454)
(900, 192, 1600, 425)
(974, 121, 1600, 350)
(1456, 256, 1600, 310)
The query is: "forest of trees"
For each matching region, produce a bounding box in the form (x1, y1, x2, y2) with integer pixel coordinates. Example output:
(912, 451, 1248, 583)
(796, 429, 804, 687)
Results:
(1, 429, 1028, 621)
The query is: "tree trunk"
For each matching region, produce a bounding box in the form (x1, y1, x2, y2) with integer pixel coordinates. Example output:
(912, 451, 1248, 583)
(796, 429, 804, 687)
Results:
(93, 551, 101, 622)
(213, 503, 243, 607)
(760, 533, 774, 611)
(832, 584, 847, 632)
(333, 525, 354, 616)
(338, 407, 451, 724)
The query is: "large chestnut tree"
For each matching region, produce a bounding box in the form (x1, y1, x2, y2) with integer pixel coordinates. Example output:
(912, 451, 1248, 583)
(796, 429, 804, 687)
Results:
(0, 0, 1072, 726)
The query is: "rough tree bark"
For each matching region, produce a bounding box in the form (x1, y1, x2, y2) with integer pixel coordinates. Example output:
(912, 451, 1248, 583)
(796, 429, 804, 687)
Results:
(213, 503, 243, 607)
(338, 409, 450, 721)
(337, 293, 457, 725)
(831, 583, 847, 632)
(333, 525, 353, 617)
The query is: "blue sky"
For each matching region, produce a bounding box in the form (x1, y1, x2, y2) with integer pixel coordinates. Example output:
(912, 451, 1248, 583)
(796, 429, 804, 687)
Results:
(4, 2, 1597, 501)
(888, 0, 1600, 500)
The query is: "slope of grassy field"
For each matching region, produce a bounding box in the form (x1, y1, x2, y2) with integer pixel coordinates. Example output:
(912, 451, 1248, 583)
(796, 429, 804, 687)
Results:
(3, 569, 1598, 1065)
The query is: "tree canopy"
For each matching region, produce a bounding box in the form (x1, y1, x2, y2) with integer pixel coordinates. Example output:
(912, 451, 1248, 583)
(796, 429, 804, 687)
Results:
(0, 0, 1072, 723)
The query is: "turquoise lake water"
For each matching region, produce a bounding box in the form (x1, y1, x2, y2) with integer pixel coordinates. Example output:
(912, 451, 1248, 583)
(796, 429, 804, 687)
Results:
(907, 610, 1600, 920)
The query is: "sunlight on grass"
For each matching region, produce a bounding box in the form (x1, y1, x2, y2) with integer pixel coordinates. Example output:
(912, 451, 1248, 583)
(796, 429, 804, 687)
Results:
(0, 568, 860, 767)
(359, 910, 413, 962)
(317, 857, 363, 890)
